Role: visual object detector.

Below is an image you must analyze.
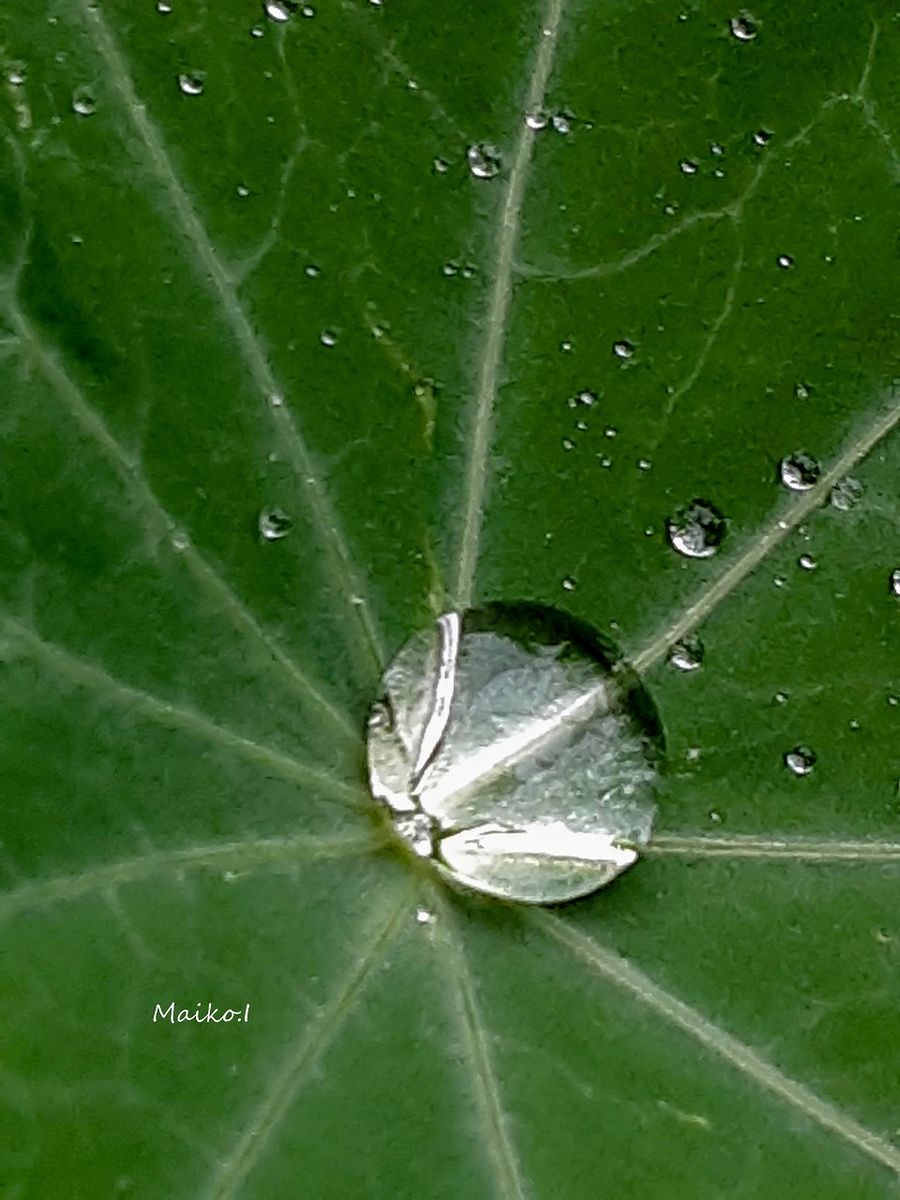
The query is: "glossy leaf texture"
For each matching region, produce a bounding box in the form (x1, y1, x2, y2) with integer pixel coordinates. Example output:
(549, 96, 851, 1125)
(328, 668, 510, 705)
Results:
(1, 1, 899, 1197)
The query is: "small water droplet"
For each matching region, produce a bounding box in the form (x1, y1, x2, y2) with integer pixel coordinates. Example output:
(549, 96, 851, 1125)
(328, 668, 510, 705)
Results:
(156, 0, 173, 11)
(666, 499, 727, 559)
(604, 426, 617, 439)
(561, 576, 576, 591)
(773, 575, 786, 588)
(71, 86, 96, 116)
(525, 111, 548, 131)
(829, 477, 862, 511)
(888, 695, 898, 707)
(730, 14, 758, 41)
(320, 329, 337, 347)
(637, 458, 652, 471)
(599, 456, 613, 469)
(7, 67, 25, 87)
(177, 73, 205, 96)
(776, 253, 794, 269)
(264, 0, 294, 21)
(784, 745, 816, 776)
(432, 156, 450, 174)
(250, 23, 265, 37)
(560, 339, 573, 353)
(679, 159, 698, 175)
(798, 553, 817, 571)
(561, 438, 575, 452)
(442, 261, 458, 278)
(551, 112, 572, 135)
(774, 691, 789, 705)
(258, 508, 292, 541)
(779, 451, 821, 491)
(668, 636, 704, 672)
(849, 718, 861, 732)
(890, 568, 900, 597)
(300, 4, 315, 15)
(753, 128, 772, 146)
(794, 381, 811, 400)
(466, 143, 501, 180)
(575, 419, 588, 432)
(415, 906, 434, 925)
(577, 389, 596, 407)
(171, 530, 190, 552)
(613, 339, 634, 359)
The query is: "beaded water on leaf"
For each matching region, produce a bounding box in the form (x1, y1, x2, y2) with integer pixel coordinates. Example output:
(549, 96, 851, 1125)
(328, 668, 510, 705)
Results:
(367, 603, 663, 904)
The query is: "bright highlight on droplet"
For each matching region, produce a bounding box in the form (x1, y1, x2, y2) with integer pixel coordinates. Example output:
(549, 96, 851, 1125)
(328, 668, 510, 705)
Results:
(366, 604, 663, 905)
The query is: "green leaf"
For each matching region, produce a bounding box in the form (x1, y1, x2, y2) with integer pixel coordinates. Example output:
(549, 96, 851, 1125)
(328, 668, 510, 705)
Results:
(2, 0, 899, 1196)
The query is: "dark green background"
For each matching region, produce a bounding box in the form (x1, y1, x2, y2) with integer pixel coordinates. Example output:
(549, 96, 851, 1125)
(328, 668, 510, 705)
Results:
(0, 1, 898, 1196)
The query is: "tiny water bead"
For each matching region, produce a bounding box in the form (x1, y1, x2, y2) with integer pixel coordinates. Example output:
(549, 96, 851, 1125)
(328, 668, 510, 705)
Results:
(798, 553, 817, 571)
(785, 745, 816, 777)
(264, 0, 294, 20)
(666, 499, 727, 559)
(829, 477, 863, 511)
(525, 111, 548, 131)
(177, 73, 205, 96)
(258, 508, 292, 541)
(776, 254, 794, 269)
(613, 339, 634, 359)
(466, 143, 502, 180)
(729, 14, 758, 40)
(890, 569, 900, 597)
(779, 451, 820, 491)
(367, 604, 663, 905)
(320, 329, 338, 347)
(668, 637, 704, 672)
(679, 159, 698, 175)
(71, 86, 96, 116)
(753, 128, 773, 146)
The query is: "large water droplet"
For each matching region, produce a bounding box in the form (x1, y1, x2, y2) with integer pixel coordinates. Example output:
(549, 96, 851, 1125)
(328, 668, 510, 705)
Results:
(258, 508, 292, 541)
(784, 745, 816, 776)
(466, 143, 501, 180)
(666, 499, 727, 559)
(177, 73, 205, 96)
(367, 604, 663, 904)
(779, 451, 820, 491)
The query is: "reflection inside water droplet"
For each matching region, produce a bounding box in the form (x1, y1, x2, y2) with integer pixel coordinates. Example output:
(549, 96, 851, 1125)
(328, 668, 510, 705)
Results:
(666, 499, 727, 559)
(785, 745, 816, 776)
(779, 451, 820, 491)
(366, 604, 663, 904)
(890, 569, 900, 597)
(613, 339, 634, 359)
